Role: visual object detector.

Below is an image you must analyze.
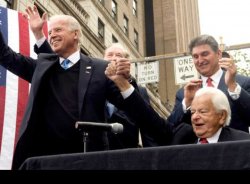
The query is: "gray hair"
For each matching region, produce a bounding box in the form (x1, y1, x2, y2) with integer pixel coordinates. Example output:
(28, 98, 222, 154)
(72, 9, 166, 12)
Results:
(194, 87, 231, 126)
(189, 34, 219, 54)
(49, 15, 82, 41)
(105, 43, 130, 58)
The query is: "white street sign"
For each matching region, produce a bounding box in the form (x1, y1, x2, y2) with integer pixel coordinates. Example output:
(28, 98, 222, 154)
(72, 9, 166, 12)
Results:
(0, 0, 7, 7)
(174, 56, 199, 85)
(137, 61, 159, 84)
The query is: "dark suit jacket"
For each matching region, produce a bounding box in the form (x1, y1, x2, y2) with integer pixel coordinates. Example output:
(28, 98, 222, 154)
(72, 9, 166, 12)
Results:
(35, 41, 159, 148)
(122, 89, 250, 146)
(34, 40, 157, 149)
(0, 31, 125, 169)
(167, 72, 250, 132)
(171, 123, 250, 145)
(107, 85, 158, 149)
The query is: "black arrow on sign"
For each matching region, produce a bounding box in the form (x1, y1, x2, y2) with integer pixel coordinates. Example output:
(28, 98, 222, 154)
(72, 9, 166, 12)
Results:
(181, 74, 194, 81)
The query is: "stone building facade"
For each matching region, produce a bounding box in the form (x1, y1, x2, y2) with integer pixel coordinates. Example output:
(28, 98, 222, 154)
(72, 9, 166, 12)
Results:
(1, 0, 145, 59)
(145, 0, 200, 109)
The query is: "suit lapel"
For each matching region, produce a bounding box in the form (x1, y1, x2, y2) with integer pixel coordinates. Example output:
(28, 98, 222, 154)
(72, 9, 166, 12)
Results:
(217, 127, 228, 142)
(78, 54, 93, 116)
(217, 72, 228, 93)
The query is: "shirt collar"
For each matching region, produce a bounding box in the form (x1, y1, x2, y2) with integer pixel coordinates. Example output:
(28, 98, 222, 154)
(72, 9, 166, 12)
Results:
(201, 68, 223, 88)
(59, 50, 80, 64)
(201, 128, 222, 143)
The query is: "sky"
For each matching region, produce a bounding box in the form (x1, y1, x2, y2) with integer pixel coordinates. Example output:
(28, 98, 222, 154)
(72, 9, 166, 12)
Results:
(198, 0, 250, 47)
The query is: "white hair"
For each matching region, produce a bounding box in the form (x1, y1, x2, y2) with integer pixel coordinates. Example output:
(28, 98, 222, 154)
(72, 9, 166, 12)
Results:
(49, 15, 82, 40)
(105, 43, 130, 58)
(194, 87, 231, 126)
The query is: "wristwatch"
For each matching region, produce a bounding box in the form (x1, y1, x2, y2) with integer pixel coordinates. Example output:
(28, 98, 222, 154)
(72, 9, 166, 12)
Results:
(228, 83, 241, 100)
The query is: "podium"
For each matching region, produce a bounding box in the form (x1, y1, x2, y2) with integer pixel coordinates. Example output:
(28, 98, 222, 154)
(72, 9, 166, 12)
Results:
(20, 140, 250, 170)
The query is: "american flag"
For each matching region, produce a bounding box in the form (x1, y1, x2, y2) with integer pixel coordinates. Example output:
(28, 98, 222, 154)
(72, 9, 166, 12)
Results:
(0, 6, 47, 170)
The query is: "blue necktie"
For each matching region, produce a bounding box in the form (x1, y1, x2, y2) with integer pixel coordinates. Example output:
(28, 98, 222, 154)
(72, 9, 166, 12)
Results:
(61, 59, 70, 70)
(106, 102, 115, 118)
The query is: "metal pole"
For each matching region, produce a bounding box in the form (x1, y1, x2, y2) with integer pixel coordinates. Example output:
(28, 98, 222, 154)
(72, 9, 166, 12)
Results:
(130, 52, 190, 63)
(83, 132, 88, 153)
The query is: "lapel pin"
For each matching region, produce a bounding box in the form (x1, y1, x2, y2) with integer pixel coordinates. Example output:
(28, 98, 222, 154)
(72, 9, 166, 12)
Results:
(86, 66, 91, 74)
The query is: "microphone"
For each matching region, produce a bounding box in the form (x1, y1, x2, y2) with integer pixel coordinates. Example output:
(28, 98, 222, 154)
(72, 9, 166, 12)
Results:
(75, 122, 123, 134)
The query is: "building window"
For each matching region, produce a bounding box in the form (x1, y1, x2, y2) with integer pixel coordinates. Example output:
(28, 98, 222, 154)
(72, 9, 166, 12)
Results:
(134, 29, 139, 49)
(0, 0, 14, 8)
(98, 18, 105, 42)
(112, 35, 118, 43)
(133, 0, 137, 16)
(123, 15, 129, 36)
(99, 0, 104, 6)
(111, 0, 117, 22)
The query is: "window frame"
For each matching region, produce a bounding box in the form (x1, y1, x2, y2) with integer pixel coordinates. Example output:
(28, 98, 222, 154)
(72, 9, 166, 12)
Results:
(98, 18, 105, 43)
(111, 0, 118, 22)
(133, 0, 138, 17)
(123, 15, 129, 36)
(134, 29, 139, 49)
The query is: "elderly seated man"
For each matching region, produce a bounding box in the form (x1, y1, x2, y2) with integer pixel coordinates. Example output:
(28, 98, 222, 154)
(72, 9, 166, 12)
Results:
(105, 60, 250, 145)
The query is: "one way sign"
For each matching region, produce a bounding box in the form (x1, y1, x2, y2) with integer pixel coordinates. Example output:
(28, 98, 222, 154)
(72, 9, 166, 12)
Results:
(174, 56, 199, 85)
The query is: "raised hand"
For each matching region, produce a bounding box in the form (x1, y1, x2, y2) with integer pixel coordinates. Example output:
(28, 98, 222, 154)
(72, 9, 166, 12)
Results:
(219, 57, 237, 91)
(105, 61, 117, 80)
(105, 60, 131, 92)
(23, 5, 47, 40)
(183, 79, 202, 107)
(115, 58, 131, 79)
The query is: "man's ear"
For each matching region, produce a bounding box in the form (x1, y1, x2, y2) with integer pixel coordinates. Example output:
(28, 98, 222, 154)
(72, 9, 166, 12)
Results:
(218, 49, 222, 59)
(219, 110, 227, 126)
(74, 30, 79, 39)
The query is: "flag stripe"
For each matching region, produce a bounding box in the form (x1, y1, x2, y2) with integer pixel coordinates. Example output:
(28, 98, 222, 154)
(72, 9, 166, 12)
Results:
(43, 23, 48, 39)
(15, 13, 29, 149)
(0, 6, 7, 154)
(0, 8, 20, 170)
(0, 6, 46, 170)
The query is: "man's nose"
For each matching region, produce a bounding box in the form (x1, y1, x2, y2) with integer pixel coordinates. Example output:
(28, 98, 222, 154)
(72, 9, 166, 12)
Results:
(192, 112, 201, 120)
(110, 56, 117, 61)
